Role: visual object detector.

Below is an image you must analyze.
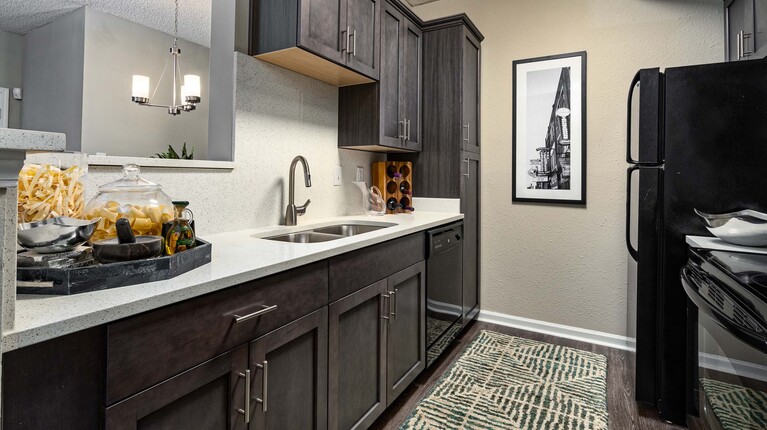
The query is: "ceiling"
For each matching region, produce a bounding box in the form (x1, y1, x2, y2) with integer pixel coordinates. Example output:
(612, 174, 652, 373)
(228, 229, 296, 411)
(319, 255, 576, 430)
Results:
(0, 0, 211, 46)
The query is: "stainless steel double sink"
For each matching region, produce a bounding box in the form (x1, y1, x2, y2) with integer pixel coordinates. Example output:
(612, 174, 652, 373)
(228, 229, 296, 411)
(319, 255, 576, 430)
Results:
(263, 222, 396, 243)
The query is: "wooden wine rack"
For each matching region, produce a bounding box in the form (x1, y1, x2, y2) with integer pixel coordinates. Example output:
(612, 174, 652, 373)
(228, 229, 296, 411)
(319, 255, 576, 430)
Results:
(372, 161, 414, 214)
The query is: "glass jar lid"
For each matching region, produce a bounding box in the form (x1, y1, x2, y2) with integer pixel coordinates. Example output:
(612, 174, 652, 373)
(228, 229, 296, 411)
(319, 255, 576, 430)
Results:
(98, 164, 162, 192)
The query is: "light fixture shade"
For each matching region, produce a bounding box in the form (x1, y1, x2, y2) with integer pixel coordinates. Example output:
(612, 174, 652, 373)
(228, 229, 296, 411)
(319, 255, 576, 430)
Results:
(184, 75, 201, 98)
(132, 75, 150, 99)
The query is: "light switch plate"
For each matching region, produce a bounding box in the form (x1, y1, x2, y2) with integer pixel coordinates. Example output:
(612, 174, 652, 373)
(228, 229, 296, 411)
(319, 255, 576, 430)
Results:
(356, 166, 364, 182)
(333, 165, 343, 186)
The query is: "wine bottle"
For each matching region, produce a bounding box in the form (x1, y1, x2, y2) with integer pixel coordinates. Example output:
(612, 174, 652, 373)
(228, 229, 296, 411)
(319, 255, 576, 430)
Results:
(399, 181, 411, 195)
(386, 165, 402, 179)
(387, 198, 403, 212)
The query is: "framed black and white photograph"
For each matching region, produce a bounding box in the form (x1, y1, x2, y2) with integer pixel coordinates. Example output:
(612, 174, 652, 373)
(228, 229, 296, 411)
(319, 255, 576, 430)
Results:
(512, 51, 586, 205)
(0, 87, 8, 128)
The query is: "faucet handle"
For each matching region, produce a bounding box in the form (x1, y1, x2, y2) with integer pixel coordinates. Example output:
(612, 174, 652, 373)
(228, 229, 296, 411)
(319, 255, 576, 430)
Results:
(296, 199, 311, 216)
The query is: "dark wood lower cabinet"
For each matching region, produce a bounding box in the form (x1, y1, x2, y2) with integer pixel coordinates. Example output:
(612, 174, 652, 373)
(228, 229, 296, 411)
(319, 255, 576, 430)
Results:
(105, 346, 248, 430)
(328, 279, 388, 430)
(4, 233, 443, 430)
(385, 261, 426, 405)
(249, 308, 329, 430)
(461, 151, 480, 324)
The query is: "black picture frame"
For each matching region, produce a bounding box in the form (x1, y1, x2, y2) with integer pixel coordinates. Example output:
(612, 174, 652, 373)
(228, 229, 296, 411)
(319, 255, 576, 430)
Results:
(512, 51, 587, 205)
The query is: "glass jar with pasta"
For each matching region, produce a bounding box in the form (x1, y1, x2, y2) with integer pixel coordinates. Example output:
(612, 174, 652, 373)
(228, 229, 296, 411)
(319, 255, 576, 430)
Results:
(84, 164, 174, 241)
(17, 154, 87, 223)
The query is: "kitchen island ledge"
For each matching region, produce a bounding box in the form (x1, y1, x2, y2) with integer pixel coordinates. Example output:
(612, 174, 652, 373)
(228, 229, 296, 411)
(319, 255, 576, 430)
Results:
(3, 212, 462, 352)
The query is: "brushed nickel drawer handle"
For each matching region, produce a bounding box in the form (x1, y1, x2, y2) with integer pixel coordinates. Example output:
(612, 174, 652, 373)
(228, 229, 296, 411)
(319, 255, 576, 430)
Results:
(237, 369, 251, 423)
(233, 304, 278, 324)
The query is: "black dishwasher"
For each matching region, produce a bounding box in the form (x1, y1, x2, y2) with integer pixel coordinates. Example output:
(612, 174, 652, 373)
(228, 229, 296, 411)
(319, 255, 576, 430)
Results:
(426, 222, 464, 367)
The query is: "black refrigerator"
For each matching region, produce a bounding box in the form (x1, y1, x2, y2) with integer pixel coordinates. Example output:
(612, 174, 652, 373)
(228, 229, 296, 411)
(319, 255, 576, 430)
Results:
(626, 59, 767, 424)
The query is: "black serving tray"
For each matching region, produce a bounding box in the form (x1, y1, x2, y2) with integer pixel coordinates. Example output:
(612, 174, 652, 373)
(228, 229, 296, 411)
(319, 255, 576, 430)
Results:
(17, 239, 212, 295)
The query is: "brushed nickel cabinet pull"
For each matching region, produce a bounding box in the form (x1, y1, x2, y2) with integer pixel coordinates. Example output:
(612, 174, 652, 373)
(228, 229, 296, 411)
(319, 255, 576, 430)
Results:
(743, 31, 753, 57)
(399, 120, 406, 139)
(237, 369, 251, 423)
(462, 123, 471, 143)
(382, 293, 391, 323)
(351, 30, 357, 56)
(406, 119, 411, 141)
(390, 289, 398, 320)
(341, 27, 348, 53)
(233, 304, 278, 324)
(254, 361, 268, 412)
(463, 158, 470, 178)
(738, 31, 743, 59)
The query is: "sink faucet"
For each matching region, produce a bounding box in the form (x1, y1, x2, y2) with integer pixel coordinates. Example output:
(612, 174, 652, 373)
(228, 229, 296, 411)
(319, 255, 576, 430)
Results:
(285, 155, 312, 226)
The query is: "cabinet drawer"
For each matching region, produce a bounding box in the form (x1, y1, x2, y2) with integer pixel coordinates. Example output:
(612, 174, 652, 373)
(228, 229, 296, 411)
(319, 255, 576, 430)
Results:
(329, 233, 425, 302)
(106, 262, 328, 405)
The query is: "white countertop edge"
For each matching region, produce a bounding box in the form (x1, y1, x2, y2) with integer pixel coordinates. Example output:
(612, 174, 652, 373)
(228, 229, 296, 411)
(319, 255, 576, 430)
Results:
(0, 129, 66, 152)
(686, 235, 767, 255)
(87, 155, 236, 170)
(3, 213, 463, 352)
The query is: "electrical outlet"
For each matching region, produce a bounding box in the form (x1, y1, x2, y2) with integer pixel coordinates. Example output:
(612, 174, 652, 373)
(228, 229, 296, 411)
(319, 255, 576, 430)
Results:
(333, 165, 343, 186)
(356, 166, 364, 182)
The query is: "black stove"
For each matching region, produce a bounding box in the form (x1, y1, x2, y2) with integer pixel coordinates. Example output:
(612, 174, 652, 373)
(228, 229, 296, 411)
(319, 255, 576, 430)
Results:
(689, 249, 767, 328)
(684, 247, 767, 430)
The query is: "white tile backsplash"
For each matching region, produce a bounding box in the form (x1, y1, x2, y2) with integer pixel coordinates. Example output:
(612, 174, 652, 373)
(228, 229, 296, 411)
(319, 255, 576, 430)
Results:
(83, 53, 384, 236)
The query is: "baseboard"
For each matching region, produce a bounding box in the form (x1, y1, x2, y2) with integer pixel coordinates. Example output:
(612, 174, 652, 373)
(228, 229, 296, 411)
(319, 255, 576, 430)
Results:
(478, 310, 631, 351)
(699, 352, 767, 383)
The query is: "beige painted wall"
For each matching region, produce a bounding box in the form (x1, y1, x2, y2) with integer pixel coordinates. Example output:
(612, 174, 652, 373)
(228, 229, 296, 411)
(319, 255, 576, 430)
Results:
(413, 0, 724, 336)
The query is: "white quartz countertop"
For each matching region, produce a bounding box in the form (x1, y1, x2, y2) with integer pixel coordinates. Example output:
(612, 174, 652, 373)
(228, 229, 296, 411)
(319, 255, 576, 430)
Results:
(3, 212, 462, 352)
(0, 128, 66, 152)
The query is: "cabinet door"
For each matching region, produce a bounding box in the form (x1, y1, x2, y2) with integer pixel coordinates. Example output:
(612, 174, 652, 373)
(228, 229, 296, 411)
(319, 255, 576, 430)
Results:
(755, 0, 767, 57)
(346, 0, 381, 79)
(402, 19, 422, 152)
(105, 346, 248, 430)
(726, 0, 756, 61)
(250, 308, 328, 430)
(379, 2, 405, 149)
(460, 152, 480, 324)
(328, 280, 388, 430)
(461, 29, 481, 152)
(386, 261, 426, 405)
(299, 0, 347, 64)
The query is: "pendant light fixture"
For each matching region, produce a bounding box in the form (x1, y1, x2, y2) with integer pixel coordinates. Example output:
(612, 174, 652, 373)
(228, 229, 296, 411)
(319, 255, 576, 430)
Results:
(131, 0, 201, 116)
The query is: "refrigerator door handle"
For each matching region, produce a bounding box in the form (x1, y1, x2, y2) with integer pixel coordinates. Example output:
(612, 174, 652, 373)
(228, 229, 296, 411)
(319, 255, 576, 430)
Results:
(627, 71, 641, 165)
(626, 165, 640, 260)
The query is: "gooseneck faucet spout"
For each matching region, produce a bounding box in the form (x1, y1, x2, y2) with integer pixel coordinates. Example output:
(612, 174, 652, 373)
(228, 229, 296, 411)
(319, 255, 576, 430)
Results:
(285, 156, 312, 226)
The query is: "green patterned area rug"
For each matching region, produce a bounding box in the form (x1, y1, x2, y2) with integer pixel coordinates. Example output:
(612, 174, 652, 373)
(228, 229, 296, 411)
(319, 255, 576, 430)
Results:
(700, 378, 767, 430)
(400, 330, 608, 430)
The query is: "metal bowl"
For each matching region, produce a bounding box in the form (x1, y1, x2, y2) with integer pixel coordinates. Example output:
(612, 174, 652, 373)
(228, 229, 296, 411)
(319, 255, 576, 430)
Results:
(18, 217, 100, 254)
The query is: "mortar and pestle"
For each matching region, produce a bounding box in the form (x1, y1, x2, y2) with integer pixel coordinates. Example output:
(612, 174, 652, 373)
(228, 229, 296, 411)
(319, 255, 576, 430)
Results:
(92, 218, 163, 264)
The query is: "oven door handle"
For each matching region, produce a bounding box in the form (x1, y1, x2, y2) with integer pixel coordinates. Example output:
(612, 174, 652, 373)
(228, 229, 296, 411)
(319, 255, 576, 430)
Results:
(681, 267, 767, 354)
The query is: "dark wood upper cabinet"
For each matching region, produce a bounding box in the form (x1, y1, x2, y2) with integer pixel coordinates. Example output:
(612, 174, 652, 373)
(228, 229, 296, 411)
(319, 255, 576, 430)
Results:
(328, 280, 389, 430)
(249, 308, 329, 430)
(385, 261, 426, 405)
(462, 29, 481, 153)
(393, 15, 483, 197)
(248, 0, 379, 86)
(725, 0, 767, 60)
(106, 346, 249, 430)
(339, 0, 422, 153)
(346, 0, 382, 79)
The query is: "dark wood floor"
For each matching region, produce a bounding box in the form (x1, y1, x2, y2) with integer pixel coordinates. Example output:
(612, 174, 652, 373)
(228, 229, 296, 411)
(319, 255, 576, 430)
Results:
(371, 321, 706, 430)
